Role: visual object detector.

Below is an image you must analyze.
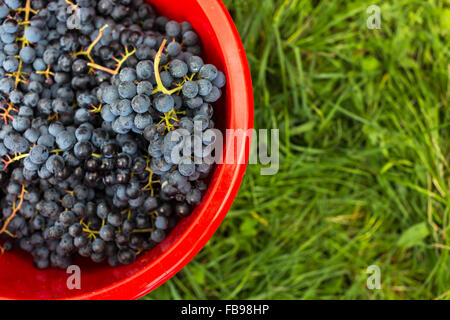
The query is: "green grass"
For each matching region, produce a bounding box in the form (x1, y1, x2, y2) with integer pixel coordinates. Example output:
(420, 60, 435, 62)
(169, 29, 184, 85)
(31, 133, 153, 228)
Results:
(144, 0, 450, 300)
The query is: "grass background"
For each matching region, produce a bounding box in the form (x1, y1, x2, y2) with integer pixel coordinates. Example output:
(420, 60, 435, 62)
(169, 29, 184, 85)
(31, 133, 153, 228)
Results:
(144, 0, 450, 299)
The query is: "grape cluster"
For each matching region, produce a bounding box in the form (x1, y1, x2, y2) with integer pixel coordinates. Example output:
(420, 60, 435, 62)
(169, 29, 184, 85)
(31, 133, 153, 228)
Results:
(0, 0, 225, 269)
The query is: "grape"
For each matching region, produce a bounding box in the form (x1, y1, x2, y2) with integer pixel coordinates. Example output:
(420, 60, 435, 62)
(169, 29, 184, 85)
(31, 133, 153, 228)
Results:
(56, 130, 76, 150)
(68, 224, 82, 237)
(59, 211, 76, 227)
(0, 31, 16, 44)
(0, 2, 9, 18)
(28, 81, 43, 94)
(150, 157, 172, 173)
(25, 26, 43, 43)
(9, 90, 23, 104)
(5, 0, 21, 10)
(213, 71, 226, 88)
(183, 30, 199, 46)
(92, 238, 106, 254)
(90, 128, 109, 148)
(117, 248, 136, 264)
(102, 85, 120, 104)
(0, 0, 225, 271)
(118, 81, 137, 99)
(74, 141, 93, 159)
(45, 155, 64, 174)
(12, 116, 31, 133)
(29, 145, 49, 165)
(204, 86, 222, 103)
(154, 94, 174, 113)
(147, 138, 162, 158)
(3, 56, 19, 73)
(178, 157, 195, 177)
(78, 244, 92, 257)
(136, 60, 153, 79)
(23, 156, 39, 171)
(182, 81, 199, 99)
(186, 189, 202, 205)
(101, 104, 116, 122)
(155, 216, 168, 230)
(75, 125, 93, 142)
(119, 67, 137, 82)
(137, 81, 153, 96)
(175, 203, 192, 217)
(74, 235, 89, 248)
(199, 64, 218, 81)
(143, 197, 159, 213)
(4, 43, 19, 56)
(165, 21, 181, 37)
(48, 122, 65, 137)
(4, 133, 30, 153)
(19, 46, 36, 64)
(186, 96, 204, 109)
(188, 55, 203, 73)
(115, 99, 133, 117)
(37, 134, 55, 148)
(122, 140, 137, 155)
(160, 70, 173, 87)
(0, 143, 7, 156)
(197, 79, 213, 96)
(131, 94, 150, 113)
(115, 115, 134, 133)
(134, 113, 152, 130)
(167, 41, 181, 57)
(33, 58, 46, 71)
(169, 59, 188, 78)
(0, 77, 14, 93)
(24, 92, 39, 107)
(99, 225, 115, 241)
(150, 229, 166, 243)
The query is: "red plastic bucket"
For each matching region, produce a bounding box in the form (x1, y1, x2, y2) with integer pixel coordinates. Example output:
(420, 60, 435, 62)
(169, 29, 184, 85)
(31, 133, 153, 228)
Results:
(0, 0, 253, 299)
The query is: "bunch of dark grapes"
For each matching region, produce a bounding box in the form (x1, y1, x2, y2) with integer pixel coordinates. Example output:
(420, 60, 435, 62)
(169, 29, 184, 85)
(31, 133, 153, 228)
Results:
(0, 0, 225, 269)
